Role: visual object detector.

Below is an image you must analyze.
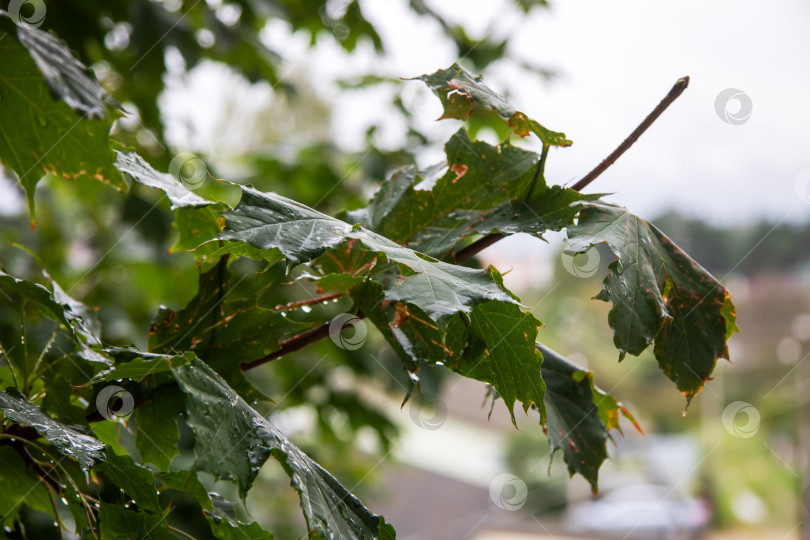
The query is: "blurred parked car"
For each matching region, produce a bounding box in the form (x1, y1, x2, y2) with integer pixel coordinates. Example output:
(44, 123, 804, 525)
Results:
(564, 483, 711, 540)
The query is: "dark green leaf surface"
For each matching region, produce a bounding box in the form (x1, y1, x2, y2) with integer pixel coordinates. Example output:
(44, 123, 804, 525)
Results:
(567, 201, 738, 403)
(357, 283, 547, 426)
(147, 260, 311, 363)
(218, 186, 515, 324)
(95, 451, 162, 513)
(347, 130, 536, 256)
(539, 345, 618, 493)
(135, 390, 182, 471)
(0, 446, 54, 523)
(217, 186, 355, 263)
(466, 301, 546, 424)
(99, 503, 173, 539)
(157, 469, 277, 537)
(148, 259, 314, 401)
(0, 270, 99, 346)
(42, 374, 86, 425)
(0, 16, 123, 219)
(0, 388, 104, 469)
(172, 358, 396, 539)
(415, 63, 571, 146)
(475, 186, 598, 238)
(156, 470, 212, 511)
(90, 350, 190, 383)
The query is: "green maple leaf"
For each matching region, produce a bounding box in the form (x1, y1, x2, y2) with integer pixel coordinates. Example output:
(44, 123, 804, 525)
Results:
(0, 15, 124, 222)
(567, 201, 739, 404)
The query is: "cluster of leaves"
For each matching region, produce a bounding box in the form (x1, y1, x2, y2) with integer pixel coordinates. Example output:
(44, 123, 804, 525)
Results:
(0, 11, 737, 540)
(27, 0, 551, 165)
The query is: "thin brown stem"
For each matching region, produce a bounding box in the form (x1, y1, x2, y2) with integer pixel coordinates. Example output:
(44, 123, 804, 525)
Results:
(571, 76, 689, 191)
(240, 322, 334, 372)
(456, 233, 505, 263)
(274, 293, 343, 311)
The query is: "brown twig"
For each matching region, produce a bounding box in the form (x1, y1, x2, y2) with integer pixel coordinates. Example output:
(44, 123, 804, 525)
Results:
(273, 293, 343, 311)
(455, 233, 505, 263)
(571, 76, 689, 191)
(240, 322, 333, 371)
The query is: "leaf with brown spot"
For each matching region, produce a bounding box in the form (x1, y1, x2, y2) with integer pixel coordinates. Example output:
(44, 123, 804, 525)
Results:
(345, 129, 588, 258)
(414, 63, 571, 146)
(567, 201, 739, 404)
(0, 16, 123, 222)
(539, 345, 640, 493)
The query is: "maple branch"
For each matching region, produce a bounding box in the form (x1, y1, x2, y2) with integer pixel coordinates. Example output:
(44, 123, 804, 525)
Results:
(241, 77, 692, 370)
(456, 233, 504, 263)
(456, 76, 690, 262)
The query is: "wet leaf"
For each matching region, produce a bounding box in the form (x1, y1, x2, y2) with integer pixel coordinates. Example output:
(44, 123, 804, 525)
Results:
(98, 503, 173, 539)
(415, 63, 571, 146)
(89, 350, 191, 383)
(134, 389, 182, 471)
(95, 451, 162, 513)
(0, 388, 104, 469)
(115, 150, 211, 209)
(0, 15, 123, 219)
(172, 358, 396, 539)
(567, 201, 739, 403)
(147, 259, 314, 402)
(218, 186, 515, 324)
(345, 129, 589, 259)
(538, 345, 639, 493)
